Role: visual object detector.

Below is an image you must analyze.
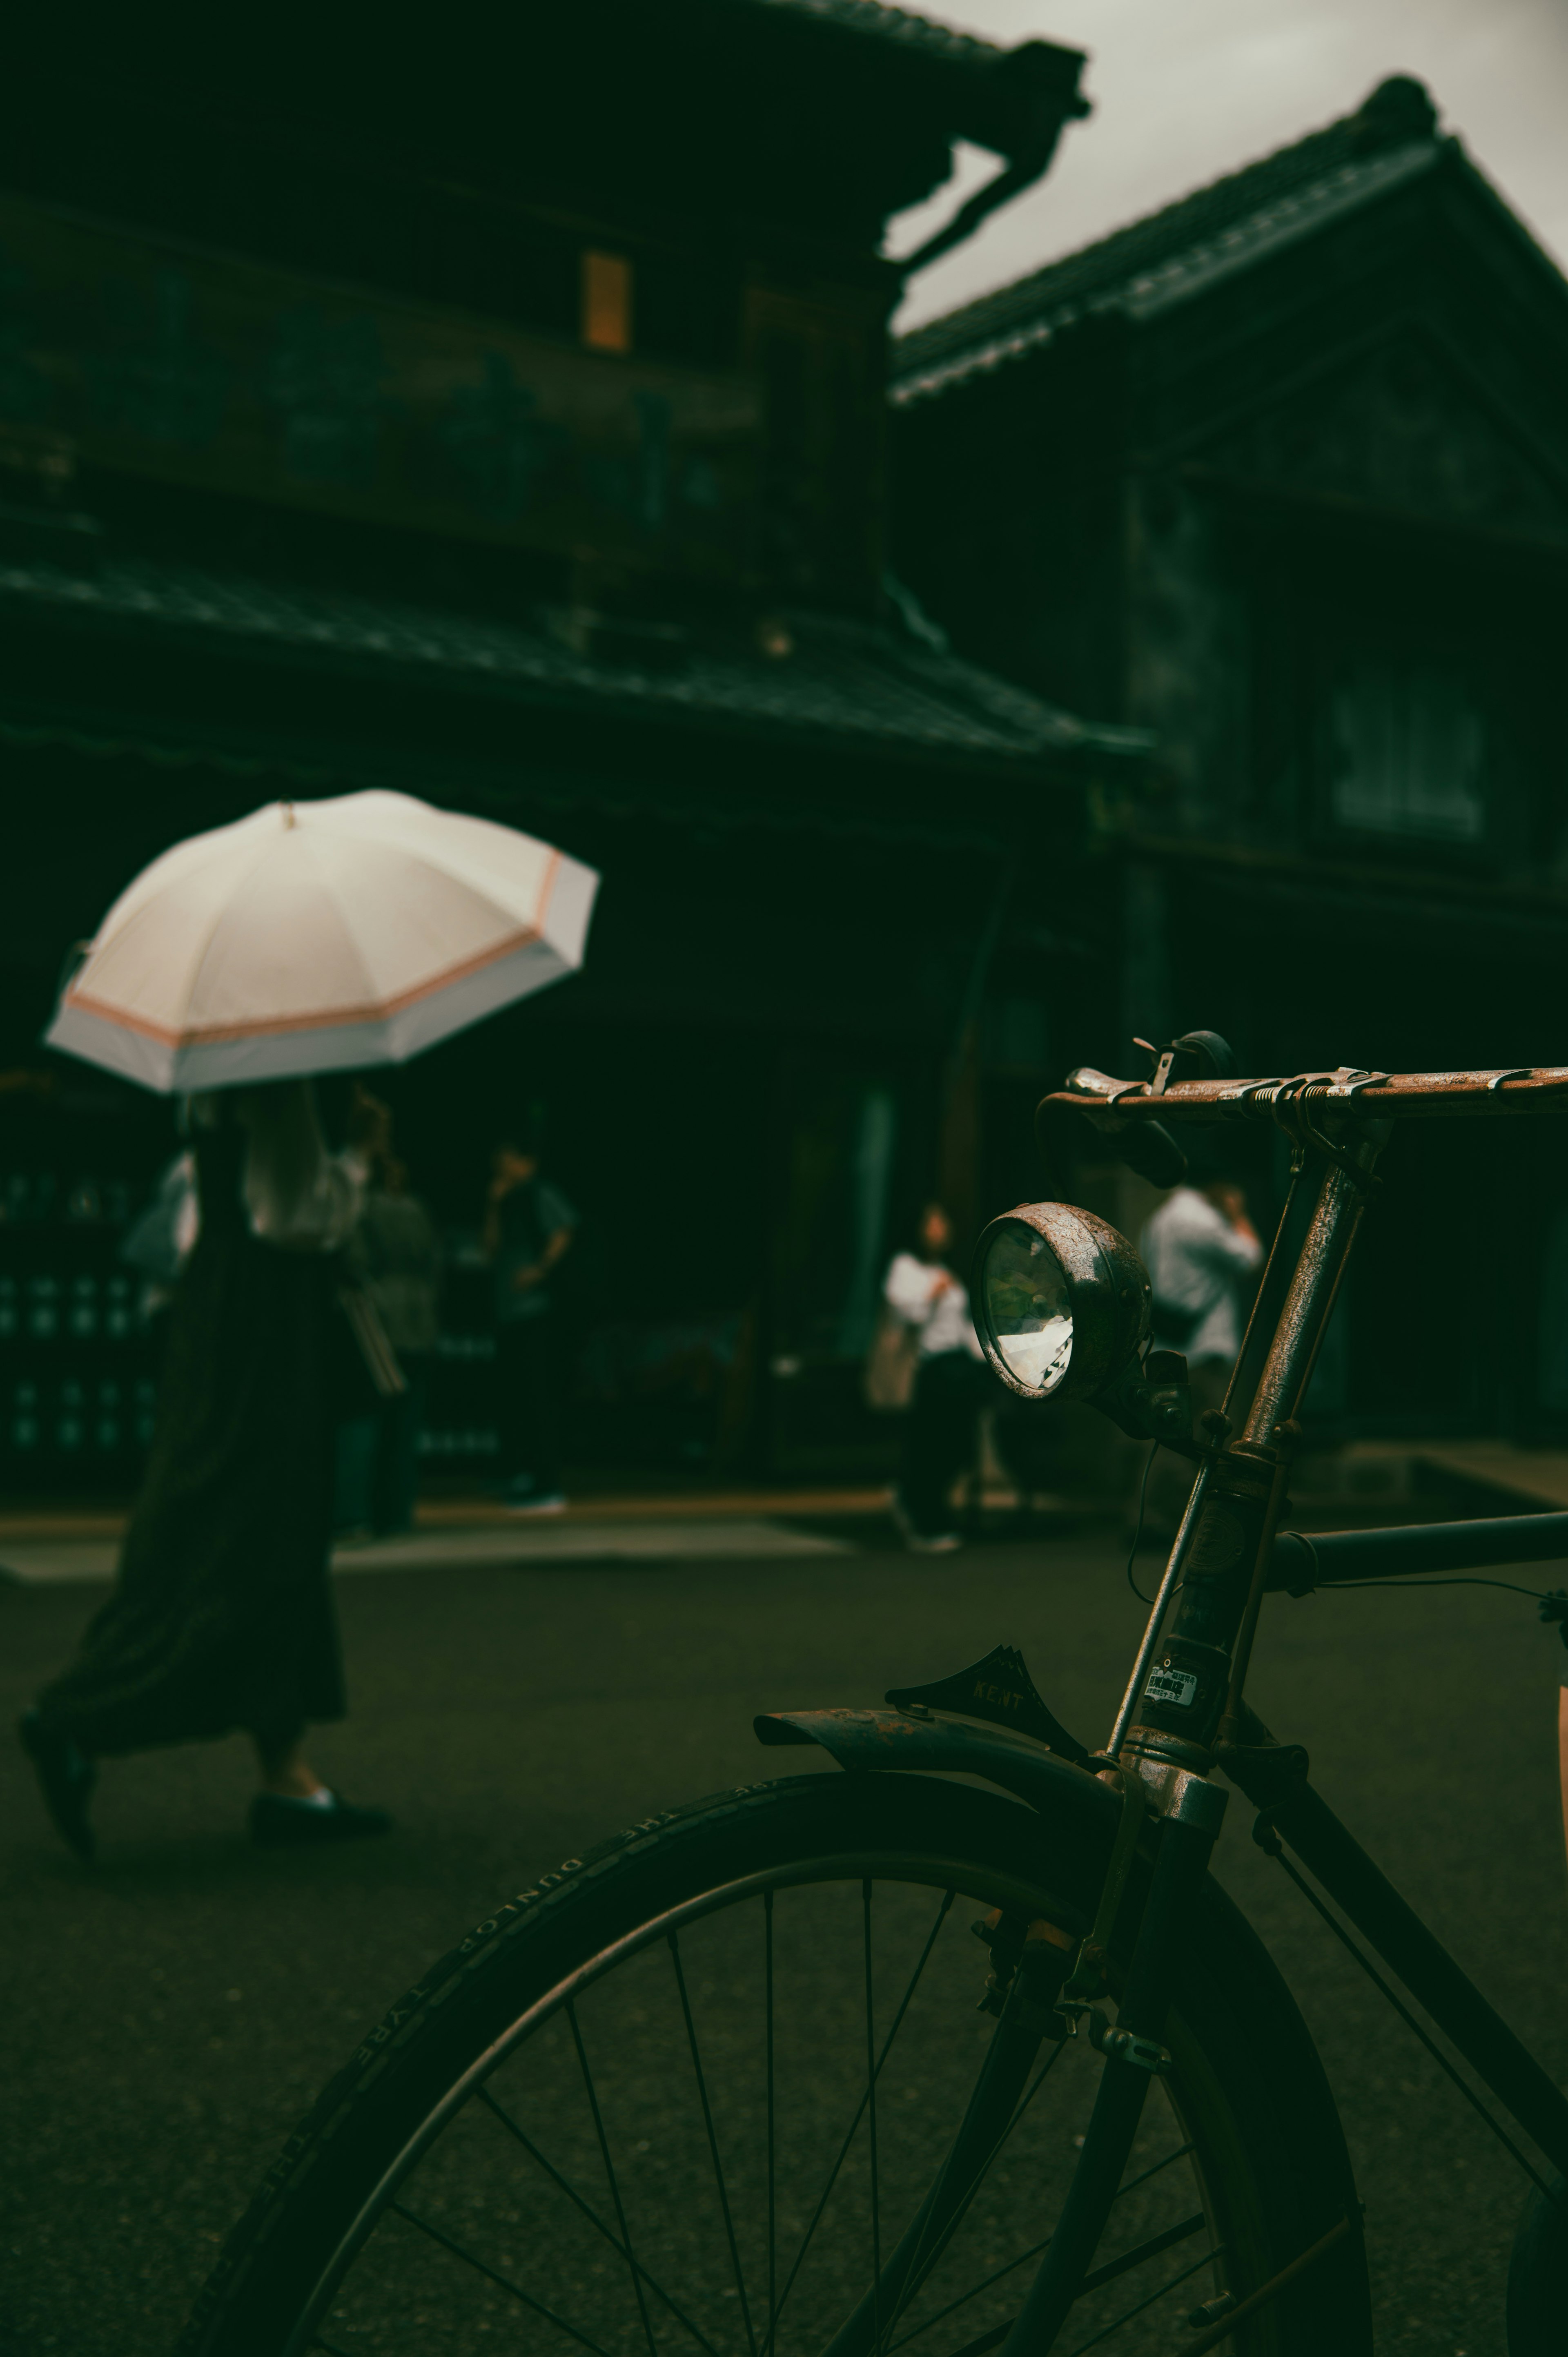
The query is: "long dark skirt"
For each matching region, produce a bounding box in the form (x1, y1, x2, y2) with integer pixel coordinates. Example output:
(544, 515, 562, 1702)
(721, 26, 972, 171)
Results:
(898, 1349, 988, 1537)
(37, 1127, 345, 1758)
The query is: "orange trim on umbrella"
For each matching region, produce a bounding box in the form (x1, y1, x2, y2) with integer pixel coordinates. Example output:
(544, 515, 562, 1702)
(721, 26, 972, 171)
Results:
(63, 856, 563, 1047)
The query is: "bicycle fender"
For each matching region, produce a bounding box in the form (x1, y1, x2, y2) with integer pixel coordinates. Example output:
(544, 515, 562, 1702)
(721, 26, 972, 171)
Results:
(754, 1706, 1119, 1828)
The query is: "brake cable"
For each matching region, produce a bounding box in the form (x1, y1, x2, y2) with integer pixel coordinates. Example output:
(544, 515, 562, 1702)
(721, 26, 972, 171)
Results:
(1125, 1444, 1159, 1606)
(1329, 1577, 1566, 1603)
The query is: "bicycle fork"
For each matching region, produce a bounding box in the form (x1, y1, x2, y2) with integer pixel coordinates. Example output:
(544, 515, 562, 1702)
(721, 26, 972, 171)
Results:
(821, 1926, 1080, 2357)
(829, 1133, 1382, 2353)
(996, 1136, 1378, 2347)
(998, 1780, 1227, 2355)
(817, 1771, 1225, 2357)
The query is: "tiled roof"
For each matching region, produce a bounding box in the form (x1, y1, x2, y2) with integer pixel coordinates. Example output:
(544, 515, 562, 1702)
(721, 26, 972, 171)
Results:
(0, 553, 1149, 771)
(748, 0, 1002, 69)
(893, 76, 1447, 401)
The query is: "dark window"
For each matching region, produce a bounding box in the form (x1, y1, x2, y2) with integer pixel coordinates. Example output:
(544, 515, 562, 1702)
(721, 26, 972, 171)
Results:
(1327, 651, 1486, 844)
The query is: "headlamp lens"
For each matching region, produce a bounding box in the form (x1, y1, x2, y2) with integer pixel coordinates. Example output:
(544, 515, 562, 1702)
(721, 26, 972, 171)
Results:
(981, 1223, 1074, 1396)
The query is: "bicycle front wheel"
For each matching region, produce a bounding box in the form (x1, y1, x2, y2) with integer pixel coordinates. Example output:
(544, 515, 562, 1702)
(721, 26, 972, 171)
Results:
(178, 1771, 1370, 2357)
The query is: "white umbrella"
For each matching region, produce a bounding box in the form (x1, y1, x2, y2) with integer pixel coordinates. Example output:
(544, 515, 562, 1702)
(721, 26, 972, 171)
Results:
(46, 790, 599, 1093)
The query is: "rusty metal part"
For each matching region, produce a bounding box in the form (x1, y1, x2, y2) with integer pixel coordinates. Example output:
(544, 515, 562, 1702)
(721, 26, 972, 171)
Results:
(1264, 1075, 1385, 1192)
(1061, 1065, 1151, 1116)
(1122, 1752, 1229, 1826)
(1107, 1456, 1216, 1755)
(1119, 1448, 1277, 1757)
(1220, 1168, 1303, 1427)
(971, 1200, 1150, 1402)
(1118, 1729, 1215, 1777)
(1116, 1132, 1387, 1762)
(1241, 1134, 1385, 1447)
(753, 1706, 1116, 1830)
(1046, 1064, 1568, 1124)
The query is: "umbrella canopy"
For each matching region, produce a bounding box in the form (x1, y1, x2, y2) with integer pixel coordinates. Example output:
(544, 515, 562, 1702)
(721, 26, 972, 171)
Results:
(46, 791, 599, 1093)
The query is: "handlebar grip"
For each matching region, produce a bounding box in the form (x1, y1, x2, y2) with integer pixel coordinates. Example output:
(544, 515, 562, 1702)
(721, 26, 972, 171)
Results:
(1113, 1117, 1187, 1189)
(1172, 1030, 1236, 1080)
(1042, 1076, 1188, 1189)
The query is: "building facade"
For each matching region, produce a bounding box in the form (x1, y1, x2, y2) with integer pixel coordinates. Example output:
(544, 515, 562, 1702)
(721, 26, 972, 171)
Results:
(0, 0, 1144, 1489)
(892, 76, 1568, 1441)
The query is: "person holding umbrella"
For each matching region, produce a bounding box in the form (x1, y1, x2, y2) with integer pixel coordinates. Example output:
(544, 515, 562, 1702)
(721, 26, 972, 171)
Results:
(18, 792, 598, 1859)
(22, 1081, 393, 1851)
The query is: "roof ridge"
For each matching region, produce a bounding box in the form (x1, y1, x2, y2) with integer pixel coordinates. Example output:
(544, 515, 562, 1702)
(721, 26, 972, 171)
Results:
(893, 74, 1444, 384)
(745, 0, 1004, 65)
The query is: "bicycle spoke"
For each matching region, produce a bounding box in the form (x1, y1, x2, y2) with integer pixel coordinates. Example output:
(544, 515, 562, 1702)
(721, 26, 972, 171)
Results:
(567, 2002, 661, 2357)
(764, 1888, 956, 2354)
(669, 1930, 760, 2357)
(765, 1888, 777, 2353)
(388, 2200, 614, 2356)
(477, 2084, 722, 2357)
(885, 2232, 1052, 2351)
(1114, 2141, 1194, 2199)
(883, 2037, 1073, 2334)
(1058, 2243, 1223, 2357)
(939, 2322, 1020, 2357)
(864, 1880, 883, 2350)
(1078, 2212, 1204, 2296)
(884, 2127, 1198, 2350)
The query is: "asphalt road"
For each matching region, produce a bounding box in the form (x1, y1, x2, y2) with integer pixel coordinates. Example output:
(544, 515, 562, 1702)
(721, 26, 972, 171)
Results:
(2, 1523, 1565, 2357)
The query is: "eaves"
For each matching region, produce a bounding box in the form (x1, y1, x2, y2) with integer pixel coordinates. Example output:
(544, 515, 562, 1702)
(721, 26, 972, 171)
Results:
(0, 558, 1117, 793)
(890, 142, 1442, 407)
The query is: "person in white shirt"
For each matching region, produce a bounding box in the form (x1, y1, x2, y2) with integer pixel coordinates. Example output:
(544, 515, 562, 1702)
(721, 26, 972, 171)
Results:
(883, 1202, 988, 1554)
(1139, 1174, 1264, 1529)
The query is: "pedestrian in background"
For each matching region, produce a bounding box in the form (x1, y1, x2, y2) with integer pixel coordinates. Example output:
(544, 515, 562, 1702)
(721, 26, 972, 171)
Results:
(483, 1132, 577, 1515)
(1140, 1167, 1263, 1532)
(882, 1201, 987, 1555)
(20, 1080, 393, 1858)
(336, 1087, 441, 1541)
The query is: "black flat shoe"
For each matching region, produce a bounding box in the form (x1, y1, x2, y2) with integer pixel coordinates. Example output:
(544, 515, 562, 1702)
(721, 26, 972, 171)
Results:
(19, 1708, 97, 1861)
(249, 1792, 393, 1847)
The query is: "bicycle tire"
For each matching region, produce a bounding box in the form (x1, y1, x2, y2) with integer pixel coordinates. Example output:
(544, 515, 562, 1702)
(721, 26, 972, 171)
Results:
(177, 1771, 1371, 2357)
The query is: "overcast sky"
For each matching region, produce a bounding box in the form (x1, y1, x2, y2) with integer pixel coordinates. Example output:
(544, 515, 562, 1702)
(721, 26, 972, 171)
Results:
(887, 0, 1568, 334)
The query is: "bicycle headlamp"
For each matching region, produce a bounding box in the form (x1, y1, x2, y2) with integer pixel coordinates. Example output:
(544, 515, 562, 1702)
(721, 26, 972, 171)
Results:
(973, 1203, 1151, 1403)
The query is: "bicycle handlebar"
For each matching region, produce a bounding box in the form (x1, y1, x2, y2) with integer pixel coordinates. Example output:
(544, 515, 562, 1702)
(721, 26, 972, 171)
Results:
(1049, 1062, 1568, 1124)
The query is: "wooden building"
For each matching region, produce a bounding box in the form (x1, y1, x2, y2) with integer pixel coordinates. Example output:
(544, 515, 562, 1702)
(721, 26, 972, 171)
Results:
(891, 74, 1568, 1443)
(0, 0, 1143, 1488)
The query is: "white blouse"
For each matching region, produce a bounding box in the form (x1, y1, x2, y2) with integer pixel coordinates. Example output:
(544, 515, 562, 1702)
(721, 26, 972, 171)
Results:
(883, 1251, 983, 1360)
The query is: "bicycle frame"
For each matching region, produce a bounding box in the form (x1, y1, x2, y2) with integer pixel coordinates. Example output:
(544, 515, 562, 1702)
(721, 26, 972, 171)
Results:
(765, 1057, 1568, 2349)
(1030, 1062, 1568, 2339)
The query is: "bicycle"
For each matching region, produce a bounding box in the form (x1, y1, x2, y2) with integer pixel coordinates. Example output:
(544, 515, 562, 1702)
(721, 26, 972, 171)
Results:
(178, 1037, 1568, 2356)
